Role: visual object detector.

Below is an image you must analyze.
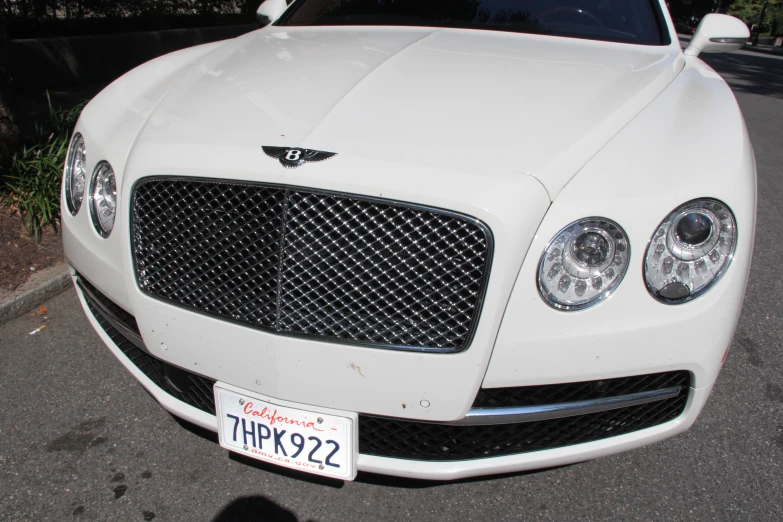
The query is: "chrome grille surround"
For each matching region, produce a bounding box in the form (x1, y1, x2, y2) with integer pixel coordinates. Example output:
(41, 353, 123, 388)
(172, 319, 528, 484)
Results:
(130, 177, 493, 352)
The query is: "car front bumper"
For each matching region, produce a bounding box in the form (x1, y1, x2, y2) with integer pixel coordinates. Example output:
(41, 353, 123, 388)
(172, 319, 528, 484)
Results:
(73, 269, 716, 481)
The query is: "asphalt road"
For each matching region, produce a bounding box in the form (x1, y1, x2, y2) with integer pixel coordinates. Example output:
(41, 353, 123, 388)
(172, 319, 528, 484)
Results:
(2, 50, 783, 522)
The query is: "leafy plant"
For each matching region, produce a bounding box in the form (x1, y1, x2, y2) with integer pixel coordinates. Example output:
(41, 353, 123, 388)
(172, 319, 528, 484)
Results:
(2, 93, 85, 241)
(42, 92, 84, 141)
(727, 0, 783, 33)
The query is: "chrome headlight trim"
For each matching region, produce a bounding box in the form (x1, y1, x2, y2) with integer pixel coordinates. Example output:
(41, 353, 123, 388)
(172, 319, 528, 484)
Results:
(538, 217, 631, 311)
(64, 133, 87, 215)
(88, 161, 117, 238)
(644, 198, 737, 304)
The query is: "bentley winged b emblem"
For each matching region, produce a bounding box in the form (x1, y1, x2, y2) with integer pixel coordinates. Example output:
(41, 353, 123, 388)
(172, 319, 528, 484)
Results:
(262, 146, 337, 169)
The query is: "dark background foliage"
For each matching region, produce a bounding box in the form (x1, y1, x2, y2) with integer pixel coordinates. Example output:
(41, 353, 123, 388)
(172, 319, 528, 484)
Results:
(669, 0, 781, 35)
(2, 0, 260, 37)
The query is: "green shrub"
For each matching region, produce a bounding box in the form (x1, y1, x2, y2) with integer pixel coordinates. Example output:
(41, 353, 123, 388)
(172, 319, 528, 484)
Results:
(3, 93, 85, 241)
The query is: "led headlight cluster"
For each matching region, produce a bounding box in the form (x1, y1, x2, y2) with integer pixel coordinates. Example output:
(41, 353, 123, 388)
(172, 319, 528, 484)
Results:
(538, 218, 630, 310)
(538, 199, 736, 311)
(64, 133, 87, 215)
(644, 199, 736, 303)
(64, 133, 117, 237)
(89, 162, 117, 237)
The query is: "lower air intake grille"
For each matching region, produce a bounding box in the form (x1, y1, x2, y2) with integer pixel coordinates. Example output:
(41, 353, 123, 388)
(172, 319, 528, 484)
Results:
(358, 390, 687, 461)
(82, 287, 217, 415)
(359, 372, 690, 460)
(130, 178, 492, 352)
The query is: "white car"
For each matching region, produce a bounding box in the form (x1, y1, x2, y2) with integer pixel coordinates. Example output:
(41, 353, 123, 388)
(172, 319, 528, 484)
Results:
(62, 0, 755, 481)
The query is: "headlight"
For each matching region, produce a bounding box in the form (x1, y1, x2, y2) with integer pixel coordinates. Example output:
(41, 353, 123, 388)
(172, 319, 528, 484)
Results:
(64, 133, 87, 214)
(538, 218, 630, 310)
(644, 199, 736, 303)
(89, 162, 117, 237)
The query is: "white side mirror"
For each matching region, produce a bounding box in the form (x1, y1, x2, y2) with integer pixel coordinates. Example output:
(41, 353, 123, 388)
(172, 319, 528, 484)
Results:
(257, 0, 288, 25)
(684, 14, 750, 57)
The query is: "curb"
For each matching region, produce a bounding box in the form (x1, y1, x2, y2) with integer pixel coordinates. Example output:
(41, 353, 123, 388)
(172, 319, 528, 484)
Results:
(0, 264, 72, 325)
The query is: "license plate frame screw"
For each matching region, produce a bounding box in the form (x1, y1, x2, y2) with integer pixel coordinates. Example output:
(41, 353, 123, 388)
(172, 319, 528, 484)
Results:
(317, 417, 323, 424)
(319, 464, 325, 470)
(243, 445, 249, 450)
(239, 399, 245, 405)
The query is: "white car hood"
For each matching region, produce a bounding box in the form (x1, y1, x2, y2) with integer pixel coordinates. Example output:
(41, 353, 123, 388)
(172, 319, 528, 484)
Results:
(140, 26, 684, 196)
(71, 27, 699, 421)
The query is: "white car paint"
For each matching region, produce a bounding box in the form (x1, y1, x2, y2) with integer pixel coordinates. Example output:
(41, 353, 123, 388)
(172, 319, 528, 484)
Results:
(127, 27, 686, 198)
(684, 13, 751, 56)
(62, 3, 756, 480)
(483, 58, 756, 388)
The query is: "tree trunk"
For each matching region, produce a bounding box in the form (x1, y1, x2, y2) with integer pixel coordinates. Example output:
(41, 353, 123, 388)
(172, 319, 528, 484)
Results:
(0, 12, 20, 179)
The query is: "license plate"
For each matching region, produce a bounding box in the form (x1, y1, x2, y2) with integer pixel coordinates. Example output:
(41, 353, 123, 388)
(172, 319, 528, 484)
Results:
(214, 385, 356, 480)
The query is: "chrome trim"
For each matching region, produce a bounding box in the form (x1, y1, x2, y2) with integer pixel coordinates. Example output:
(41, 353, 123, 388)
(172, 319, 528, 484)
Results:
(449, 386, 682, 426)
(709, 37, 748, 44)
(537, 217, 631, 312)
(64, 132, 86, 215)
(262, 146, 337, 168)
(644, 198, 737, 305)
(88, 161, 116, 238)
(76, 279, 148, 353)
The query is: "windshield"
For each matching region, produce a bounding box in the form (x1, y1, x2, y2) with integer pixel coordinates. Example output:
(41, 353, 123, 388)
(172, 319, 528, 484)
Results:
(277, 0, 669, 45)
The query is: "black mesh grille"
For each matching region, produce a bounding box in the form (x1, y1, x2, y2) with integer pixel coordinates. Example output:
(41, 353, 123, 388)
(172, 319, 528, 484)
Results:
(131, 178, 492, 352)
(473, 371, 690, 408)
(167, 369, 218, 416)
(358, 392, 687, 460)
(132, 181, 284, 328)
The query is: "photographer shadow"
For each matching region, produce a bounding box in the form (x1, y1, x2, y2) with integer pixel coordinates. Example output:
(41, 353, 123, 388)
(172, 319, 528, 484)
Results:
(212, 496, 302, 522)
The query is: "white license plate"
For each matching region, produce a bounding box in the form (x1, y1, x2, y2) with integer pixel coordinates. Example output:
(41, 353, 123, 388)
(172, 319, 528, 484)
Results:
(214, 386, 356, 480)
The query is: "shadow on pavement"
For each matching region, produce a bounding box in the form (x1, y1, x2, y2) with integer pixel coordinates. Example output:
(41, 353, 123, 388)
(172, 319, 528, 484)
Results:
(702, 52, 783, 99)
(172, 414, 219, 444)
(212, 496, 300, 522)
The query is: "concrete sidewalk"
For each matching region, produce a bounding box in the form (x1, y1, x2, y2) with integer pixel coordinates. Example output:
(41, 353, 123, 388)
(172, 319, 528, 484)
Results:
(0, 263, 71, 324)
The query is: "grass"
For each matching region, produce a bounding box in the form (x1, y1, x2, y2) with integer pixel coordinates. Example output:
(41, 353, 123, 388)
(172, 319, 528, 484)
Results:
(2, 94, 85, 241)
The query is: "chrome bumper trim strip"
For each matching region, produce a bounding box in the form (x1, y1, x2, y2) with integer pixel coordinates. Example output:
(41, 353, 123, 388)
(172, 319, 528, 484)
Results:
(450, 386, 683, 426)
